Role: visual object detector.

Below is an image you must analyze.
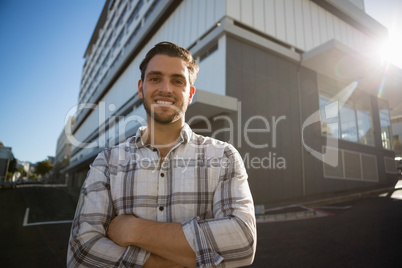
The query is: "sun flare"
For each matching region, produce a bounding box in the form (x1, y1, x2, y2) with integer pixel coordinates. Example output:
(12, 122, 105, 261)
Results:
(378, 29, 402, 68)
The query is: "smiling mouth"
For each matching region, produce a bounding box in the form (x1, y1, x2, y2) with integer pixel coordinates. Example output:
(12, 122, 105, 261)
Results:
(156, 100, 174, 105)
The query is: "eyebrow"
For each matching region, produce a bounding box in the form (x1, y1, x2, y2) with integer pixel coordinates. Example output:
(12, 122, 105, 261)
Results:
(146, 71, 186, 80)
(146, 71, 163, 77)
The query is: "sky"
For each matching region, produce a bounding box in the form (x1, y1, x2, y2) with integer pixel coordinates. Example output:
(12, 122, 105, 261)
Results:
(0, 0, 104, 163)
(0, 0, 401, 164)
(365, 0, 402, 64)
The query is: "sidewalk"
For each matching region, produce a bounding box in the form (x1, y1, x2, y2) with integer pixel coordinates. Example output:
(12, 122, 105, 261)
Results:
(256, 183, 400, 223)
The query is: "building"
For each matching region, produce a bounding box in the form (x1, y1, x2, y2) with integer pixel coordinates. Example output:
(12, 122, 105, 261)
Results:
(16, 160, 31, 177)
(392, 116, 402, 174)
(54, 116, 74, 183)
(63, 0, 402, 205)
(392, 117, 402, 156)
(0, 145, 14, 183)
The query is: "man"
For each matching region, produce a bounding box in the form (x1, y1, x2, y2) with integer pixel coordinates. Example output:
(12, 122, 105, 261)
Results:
(67, 42, 256, 267)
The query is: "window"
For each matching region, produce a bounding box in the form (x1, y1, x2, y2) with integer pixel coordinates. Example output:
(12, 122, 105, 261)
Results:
(117, 7, 127, 27)
(107, 13, 115, 30)
(378, 99, 393, 150)
(318, 74, 374, 146)
(144, 0, 160, 22)
(318, 74, 342, 139)
(112, 30, 124, 54)
(355, 93, 375, 145)
(319, 95, 340, 138)
(125, 25, 141, 48)
(127, 0, 143, 29)
(394, 135, 402, 154)
(108, 0, 116, 10)
(340, 100, 358, 142)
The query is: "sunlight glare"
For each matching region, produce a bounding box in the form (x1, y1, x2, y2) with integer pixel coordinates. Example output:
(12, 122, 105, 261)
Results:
(377, 29, 402, 69)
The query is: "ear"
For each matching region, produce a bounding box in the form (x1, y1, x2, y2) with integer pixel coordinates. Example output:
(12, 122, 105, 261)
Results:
(188, 86, 196, 104)
(138, 79, 144, 99)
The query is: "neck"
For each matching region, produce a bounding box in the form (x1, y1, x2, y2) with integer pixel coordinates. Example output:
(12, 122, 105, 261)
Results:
(143, 119, 184, 149)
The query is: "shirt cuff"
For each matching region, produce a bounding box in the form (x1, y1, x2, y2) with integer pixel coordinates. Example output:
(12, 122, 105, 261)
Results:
(181, 217, 223, 268)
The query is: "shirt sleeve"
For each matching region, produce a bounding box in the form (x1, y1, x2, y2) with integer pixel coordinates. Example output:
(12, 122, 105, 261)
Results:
(67, 150, 151, 267)
(181, 145, 257, 268)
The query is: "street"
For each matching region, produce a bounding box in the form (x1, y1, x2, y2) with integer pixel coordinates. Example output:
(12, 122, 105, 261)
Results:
(251, 192, 402, 267)
(0, 185, 401, 267)
(0, 186, 77, 268)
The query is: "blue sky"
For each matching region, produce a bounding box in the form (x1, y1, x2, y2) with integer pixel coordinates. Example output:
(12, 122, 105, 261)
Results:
(0, 1, 104, 162)
(0, 0, 401, 164)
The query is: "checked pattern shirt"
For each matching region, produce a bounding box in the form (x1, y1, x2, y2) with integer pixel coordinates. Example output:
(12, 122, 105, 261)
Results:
(67, 124, 256, 267)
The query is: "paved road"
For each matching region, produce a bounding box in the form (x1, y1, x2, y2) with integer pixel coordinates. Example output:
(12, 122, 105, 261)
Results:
(252, 189, 402, 267)
(0, 185, 77, 268)
(1, 185, 401, 267)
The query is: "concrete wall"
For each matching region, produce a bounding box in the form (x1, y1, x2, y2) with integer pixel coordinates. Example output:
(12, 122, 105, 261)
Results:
(225, 0, 374, 53)
(225, 36, 397, 205)
(225, 36, 304, 204)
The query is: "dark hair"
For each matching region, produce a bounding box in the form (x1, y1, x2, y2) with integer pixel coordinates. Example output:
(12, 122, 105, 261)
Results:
(139, 42, 199, 86)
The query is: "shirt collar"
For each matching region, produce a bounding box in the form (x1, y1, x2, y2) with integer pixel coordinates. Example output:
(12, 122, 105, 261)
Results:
(132, 125, 147, 148)
(131, 123, 192, 148)
(180, 123, 192, 143)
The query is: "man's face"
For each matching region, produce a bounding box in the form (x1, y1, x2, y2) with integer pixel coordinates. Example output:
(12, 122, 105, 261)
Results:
(138, 54, 195, 124)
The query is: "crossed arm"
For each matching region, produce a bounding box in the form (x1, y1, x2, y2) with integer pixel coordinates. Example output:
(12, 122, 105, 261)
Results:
(107, 215, 195, 267)
(67, 147, 256, 268)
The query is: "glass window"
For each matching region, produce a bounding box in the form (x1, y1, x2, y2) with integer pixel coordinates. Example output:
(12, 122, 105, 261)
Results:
(378, 99, 393, 150)
(318, 74, 341, 138)
(355, 93, 374, 146)
(394, 135, 402, 153)
(318, 74, 375, 147)
(340, 102, 358, 142)
(319, 95, 339, 138)
(112, 31, 124, 54)
(144, 0, 160, 22)
(127, 0, 143, 29)
(117, 7, 127, 27)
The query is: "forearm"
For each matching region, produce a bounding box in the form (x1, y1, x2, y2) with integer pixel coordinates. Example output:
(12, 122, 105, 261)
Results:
(182, 215, 256, 268)
(68, 160, 151, 267)
(133, 218, 195, 267)
(68, 234, 125, 266)
(68, 219, 150, 267)
(108, 215, 195, 267)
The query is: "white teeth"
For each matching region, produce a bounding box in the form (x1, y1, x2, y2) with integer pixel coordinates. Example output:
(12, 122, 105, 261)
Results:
(156, 100, 173, 105)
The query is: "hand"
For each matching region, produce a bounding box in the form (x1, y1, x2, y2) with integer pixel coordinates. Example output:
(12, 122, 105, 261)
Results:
(107, 214, 137, 247)
(108, 216, 196, 267)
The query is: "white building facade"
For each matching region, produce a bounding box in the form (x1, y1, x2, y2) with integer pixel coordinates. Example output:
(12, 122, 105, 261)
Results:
(64, 0, 402, 204)
(54, 116, 74, 183)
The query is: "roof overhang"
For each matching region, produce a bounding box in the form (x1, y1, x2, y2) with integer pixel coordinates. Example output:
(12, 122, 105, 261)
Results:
(0, 147, 13, 160)
(311, 0, 387, 39)
(186, 90, 238, 124)
(302, 39, 374, 83)
(302, 39, 402, 117)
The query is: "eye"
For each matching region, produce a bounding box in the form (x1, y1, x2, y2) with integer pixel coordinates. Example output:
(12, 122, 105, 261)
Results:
(173, 79, 185, 85)
(149, 77, 160, 82)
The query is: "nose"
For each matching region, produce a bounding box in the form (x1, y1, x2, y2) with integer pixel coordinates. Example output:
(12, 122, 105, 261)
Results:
(159, 78, 172, 93)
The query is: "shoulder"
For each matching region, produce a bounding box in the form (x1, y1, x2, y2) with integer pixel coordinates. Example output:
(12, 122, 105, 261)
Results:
(189, 131, 239, 156)
(95, 136, 136, 165)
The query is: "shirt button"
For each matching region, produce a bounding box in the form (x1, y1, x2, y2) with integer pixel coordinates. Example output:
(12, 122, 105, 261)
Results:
(160, 172, 165, 177)
(159, 206, 164, 211)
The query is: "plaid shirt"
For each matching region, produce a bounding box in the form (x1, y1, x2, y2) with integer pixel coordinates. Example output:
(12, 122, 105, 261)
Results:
(67, 124, 256, 268)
